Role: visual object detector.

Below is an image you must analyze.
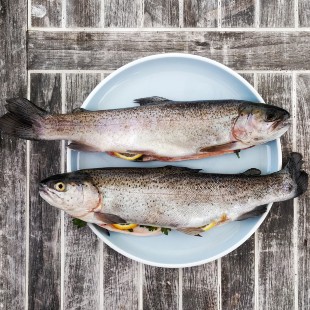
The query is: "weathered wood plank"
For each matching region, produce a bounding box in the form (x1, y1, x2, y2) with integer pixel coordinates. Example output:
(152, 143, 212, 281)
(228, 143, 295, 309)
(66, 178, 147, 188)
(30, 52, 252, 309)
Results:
(28, 73, 62, 310)
(220, 73, 255, 310)
(221, 237, 255, 310)
(143, 267, 179, 309)
(260, 0, 294, 27)
(221, 0, 255, 27)
(66, 0, 101, 27)
(31, 0, 62, 27)
(104, 0, 142, 27)
(144, 0, 179, 27)
(183, 0, 218, 27)
(63, 73, 102, 310)
(298, 0, 310, 27)
(102, 246, 140, 309)
(183, 262, 218, 310)
(296, 74, 310, 309)
(28, 31, 310, 70)
(257, 73, 294, 310)
(0, 0, 27, 308)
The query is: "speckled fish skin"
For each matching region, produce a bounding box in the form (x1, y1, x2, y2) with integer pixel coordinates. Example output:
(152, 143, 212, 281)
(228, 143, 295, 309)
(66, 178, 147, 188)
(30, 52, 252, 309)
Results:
(39, 153, 308, 231)
(0, 97, 290, 160)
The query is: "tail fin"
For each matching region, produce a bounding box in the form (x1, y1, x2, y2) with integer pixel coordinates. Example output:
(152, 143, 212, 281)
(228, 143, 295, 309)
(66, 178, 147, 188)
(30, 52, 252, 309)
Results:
(0, 98, 48, 140)
(284, 152, 308, 197)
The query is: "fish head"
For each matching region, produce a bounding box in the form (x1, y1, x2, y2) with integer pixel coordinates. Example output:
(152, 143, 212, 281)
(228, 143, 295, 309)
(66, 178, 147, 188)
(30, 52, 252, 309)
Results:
(39, 171, 100, 213)
(233, 103, 290, 145)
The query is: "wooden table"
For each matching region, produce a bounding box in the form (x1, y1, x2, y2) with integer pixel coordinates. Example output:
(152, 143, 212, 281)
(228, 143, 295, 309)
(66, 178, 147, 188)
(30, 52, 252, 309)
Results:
(1, 0, 309, 309)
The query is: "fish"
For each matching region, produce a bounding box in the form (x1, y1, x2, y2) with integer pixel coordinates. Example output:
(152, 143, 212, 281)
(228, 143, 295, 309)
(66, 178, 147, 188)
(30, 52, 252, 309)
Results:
(0, 96, 290, 162)
(38, 152, 308, 236)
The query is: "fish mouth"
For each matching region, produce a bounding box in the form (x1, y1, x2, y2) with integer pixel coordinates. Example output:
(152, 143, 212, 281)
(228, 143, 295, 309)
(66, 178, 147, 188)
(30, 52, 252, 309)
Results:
(272, 119, 291, 130)
(39, 183, 48, 193)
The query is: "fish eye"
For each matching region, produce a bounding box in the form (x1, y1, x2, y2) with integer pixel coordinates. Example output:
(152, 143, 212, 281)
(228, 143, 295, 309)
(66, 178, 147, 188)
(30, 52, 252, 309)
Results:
(54, 182, 66, 192)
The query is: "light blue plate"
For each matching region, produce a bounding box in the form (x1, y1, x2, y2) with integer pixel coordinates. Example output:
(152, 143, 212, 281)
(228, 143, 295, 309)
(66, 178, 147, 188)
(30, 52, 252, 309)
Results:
(67, 54, 281, 268)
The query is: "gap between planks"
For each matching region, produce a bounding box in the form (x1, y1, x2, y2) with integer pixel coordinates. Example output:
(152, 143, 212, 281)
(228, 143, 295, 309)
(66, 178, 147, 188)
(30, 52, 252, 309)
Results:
(25, 71, 31, 310)
(253, 72, 259, 310)
(292, 72, 299, 310)
(60, 73, 66, 310)
(28, 70, 310, 75)
(28, 26, 310, 32)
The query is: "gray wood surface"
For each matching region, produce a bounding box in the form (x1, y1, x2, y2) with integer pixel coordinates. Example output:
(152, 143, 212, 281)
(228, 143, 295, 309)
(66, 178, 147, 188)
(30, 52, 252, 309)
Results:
(260, 0, 294, 27)
(0, 1, 27, 309)
(104, 0, 142, 27)
(66, 0, 101, 27)
(28, 73, 62, 310)
(182, 263, 218, 309)
(221, 0, 255, 27)
(1, 1, 310, 309)
(63, 73, 102, 310)
(143, 267, 179, 309)
(31, 0, 62, 27)
(144, 0, 179, 27)
(299, 0, 310, 27)
(296, 74, 310, 309)
(257, 73, 294, 310)
(183, 0, 218, 27)
(102, 246, 140, 309)
(28, 31, 310, 70)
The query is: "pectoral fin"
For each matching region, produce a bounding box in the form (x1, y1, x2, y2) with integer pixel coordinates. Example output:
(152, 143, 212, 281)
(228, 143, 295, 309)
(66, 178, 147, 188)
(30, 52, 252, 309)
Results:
(177, 227, 204, 236)
(200, 142, 239, 153)
(236, 204, 268, 221)
(95, 213, 126, 224)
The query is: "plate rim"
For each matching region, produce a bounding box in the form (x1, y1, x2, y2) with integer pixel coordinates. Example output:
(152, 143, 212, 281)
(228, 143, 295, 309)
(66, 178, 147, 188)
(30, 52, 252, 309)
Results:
(67, 53, 282, 268)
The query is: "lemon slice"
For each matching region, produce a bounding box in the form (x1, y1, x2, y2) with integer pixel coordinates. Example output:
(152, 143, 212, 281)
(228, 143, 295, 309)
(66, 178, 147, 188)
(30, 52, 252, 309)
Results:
(112, 223, 138, 230)
(113, 152, 143, 161)
(201, 221, 217, 232)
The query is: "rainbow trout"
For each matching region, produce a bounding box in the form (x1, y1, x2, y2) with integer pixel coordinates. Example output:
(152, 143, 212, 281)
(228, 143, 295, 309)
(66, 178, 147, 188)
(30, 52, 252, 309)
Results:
(0, 97, 290, 161)
(39, 153, 308, 236)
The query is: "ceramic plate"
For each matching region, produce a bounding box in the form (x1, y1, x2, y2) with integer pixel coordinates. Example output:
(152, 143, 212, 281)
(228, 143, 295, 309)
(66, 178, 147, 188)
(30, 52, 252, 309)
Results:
(67, 54, 281, 268)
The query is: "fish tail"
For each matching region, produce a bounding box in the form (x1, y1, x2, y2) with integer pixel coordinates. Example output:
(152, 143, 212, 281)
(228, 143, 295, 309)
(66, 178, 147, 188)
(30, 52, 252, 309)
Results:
(0, 98, 48, 140)
(284, 152, 308, 197)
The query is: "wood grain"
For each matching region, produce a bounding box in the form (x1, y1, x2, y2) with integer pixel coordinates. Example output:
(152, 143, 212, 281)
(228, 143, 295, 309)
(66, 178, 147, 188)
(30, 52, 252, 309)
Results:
(104, 0, 142, 27)
(221, 237, 255, 310)
(28, 31, 310, 71)
(63, 73, 102, 310)
(0, 0, 27, 308)
(31, 0, 62, 27)
(220, 73, 255, 310)
(144, 0, 179, 27)
(28, 73, 62, 310)
(296, 74, 310, 310)
(298, 0, 310, 27)
(221, 0, 255, 27)
(183, 0, 218, 27)
(66, 0, 101, 27)
(182, 262, 218, 310)
(143, 267, 179, 309)
(260, 0, 294, 27)
(102, 246, 140, 309)
(257, 73, 294, 310)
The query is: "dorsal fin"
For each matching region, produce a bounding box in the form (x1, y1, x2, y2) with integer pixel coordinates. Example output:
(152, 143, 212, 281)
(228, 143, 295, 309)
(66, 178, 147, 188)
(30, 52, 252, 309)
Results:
(134, 96, 173, 106)
(242, 168, 261, 176)
(72, 107, 88, 113)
